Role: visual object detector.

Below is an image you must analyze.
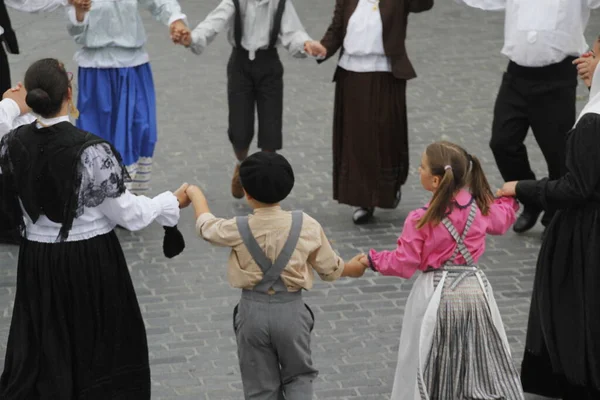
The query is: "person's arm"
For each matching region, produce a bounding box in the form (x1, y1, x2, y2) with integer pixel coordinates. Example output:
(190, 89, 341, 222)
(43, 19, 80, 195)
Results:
(508, 114, 600, 210)
(483, 197, 519, 235)
(587, 0, 600, 9)
(453, 0, 505, 11)
(406, 0, 433, 13)
(186, 184, 244, 247)
(79, 143, 183, 231)
(367, 210, 426, 278)
(0, 99, 22, 137)
(278, 1, 311, 58)
(137, 0, 186, 27)
(5, 0, 67, 13)
(185, 0, 234, 55)
(306, 220, 349, 281)
(318, 0, 344, 62)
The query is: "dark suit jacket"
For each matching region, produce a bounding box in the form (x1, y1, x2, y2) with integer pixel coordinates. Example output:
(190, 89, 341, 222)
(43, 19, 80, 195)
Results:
(0, 0, 19, 54)
(319, 0, 432, 81)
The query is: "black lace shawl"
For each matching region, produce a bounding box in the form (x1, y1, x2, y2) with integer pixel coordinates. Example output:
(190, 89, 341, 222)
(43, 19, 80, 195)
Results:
(0, 121, 130, 241)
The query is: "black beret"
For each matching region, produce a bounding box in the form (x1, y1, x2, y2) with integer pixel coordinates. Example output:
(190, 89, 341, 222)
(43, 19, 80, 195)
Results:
(239, 152, 294, 204)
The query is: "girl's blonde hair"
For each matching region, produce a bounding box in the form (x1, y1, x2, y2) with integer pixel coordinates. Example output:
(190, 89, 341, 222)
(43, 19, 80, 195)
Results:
(416, 141, 494, 229)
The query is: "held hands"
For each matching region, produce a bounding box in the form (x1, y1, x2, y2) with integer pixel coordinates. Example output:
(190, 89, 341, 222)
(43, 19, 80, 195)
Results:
(174, 183, 191, 208)
(573, 52, 599, 88)
(495, 181, 517, 198)
(170, 19, 191, 46)
(343, 253, 370, 278)
(2, 83, 30, 115)
(304, 41, 327, 58)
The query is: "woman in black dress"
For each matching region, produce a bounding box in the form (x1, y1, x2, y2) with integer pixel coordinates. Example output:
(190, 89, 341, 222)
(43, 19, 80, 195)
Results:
(498, 65, 600, 399)
(0, 58, 188, 399)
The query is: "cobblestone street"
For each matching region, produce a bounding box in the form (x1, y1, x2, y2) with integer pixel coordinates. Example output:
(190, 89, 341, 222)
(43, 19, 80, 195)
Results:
(1, 1, 599, 398)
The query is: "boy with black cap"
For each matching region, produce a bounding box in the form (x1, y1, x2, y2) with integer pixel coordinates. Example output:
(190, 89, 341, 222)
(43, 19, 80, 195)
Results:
(186, 151, 367, 399)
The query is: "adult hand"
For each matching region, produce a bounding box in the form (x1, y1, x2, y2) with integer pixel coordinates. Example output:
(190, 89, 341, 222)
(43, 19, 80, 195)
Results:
(170, 19, 191, 45)
(496, 181, 517, 197)
(174, 183, 191, 208)
(2, 83, 30, 115)
(304, 41, 327, 57)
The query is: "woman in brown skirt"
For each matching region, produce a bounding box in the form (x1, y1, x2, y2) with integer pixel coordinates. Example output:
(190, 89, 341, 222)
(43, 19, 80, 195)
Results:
(306, 0, 433, 223)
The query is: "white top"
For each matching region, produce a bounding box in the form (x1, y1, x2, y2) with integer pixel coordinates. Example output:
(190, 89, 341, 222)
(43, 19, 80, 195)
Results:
(0, 99, 35, 137)
(189, 0, 311, 61)
(0, 114, 180, 242)
(576, 61, 600, 125)
(66, 0, 186, 68)
(456, 0, 600, 67)
(2, 0, 68, 35)
(338, 0, 391, 72)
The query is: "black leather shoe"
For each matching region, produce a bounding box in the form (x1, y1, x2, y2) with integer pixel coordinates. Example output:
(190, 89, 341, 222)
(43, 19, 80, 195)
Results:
(353, 207, 374, 224)
(513, 208, 541, 233)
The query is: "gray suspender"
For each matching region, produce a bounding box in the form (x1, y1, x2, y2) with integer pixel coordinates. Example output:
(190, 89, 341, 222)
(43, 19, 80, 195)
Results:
(441, 202, 478, 290)
(236, 210, 303, 293)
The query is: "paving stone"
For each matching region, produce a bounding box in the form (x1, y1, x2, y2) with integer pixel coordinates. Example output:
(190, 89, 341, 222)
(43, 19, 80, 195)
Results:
(1, 1, 599, 398)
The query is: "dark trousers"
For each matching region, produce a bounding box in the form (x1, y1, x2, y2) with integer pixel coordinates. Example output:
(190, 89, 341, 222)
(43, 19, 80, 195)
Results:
(227, 47, 283, 152)
(0, 42, 10, 94)
(490, 58, 577, 226)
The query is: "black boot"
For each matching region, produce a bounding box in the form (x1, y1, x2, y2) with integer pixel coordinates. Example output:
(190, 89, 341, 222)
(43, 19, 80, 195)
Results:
(352, 207, 374, 224)
(513, 207, 541, 233)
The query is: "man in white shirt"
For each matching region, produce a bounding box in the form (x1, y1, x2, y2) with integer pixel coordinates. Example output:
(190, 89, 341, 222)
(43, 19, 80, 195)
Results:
(456, 0, 600, 239)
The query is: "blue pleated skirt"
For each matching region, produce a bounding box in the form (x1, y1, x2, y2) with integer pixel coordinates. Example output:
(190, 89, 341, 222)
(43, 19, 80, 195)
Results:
(76, 63, 157, 194)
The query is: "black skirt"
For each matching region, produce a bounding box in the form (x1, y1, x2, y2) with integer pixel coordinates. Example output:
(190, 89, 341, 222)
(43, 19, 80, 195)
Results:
(332, 67, 408, 209)
(0, 231, 150, 399)
(520, 205, 600, 399)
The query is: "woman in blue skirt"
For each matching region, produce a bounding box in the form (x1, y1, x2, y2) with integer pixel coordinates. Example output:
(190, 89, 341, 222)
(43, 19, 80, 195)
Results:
(67, 0, 189, 194)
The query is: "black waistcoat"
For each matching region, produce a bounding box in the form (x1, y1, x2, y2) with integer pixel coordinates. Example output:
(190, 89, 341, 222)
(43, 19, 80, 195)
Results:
(0, 121, 123, 240)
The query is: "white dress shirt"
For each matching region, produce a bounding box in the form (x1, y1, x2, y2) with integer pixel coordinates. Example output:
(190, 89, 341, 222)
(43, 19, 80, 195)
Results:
(189, 0, 311, 60)
(66, 0, 186, 68)
(338, 0, 391, 72)
(0, 98, 35, 137)
(0, 114, 180, 242)
(456, 0, 600, 67)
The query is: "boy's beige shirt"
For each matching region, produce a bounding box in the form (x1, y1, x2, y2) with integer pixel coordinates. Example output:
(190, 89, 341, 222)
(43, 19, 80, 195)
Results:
(196, 206, 345, 291)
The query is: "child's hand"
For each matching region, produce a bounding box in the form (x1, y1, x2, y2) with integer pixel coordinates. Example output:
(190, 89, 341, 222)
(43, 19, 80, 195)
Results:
(496, 181, 517, 197)
(185, 184, 203, 198)
(342, 254, 369, 278)
(2, 83, 30, 115)
(170, 20, 191, 45)
(72, 0, 91, 11)
(174, 183, 191, 208)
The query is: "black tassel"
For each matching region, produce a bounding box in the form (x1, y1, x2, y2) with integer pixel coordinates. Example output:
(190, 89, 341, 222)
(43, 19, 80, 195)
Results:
(163, 225, 185, 258)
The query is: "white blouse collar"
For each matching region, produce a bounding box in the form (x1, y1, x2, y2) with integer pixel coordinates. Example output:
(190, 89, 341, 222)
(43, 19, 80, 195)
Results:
(36, 114, 71, 128)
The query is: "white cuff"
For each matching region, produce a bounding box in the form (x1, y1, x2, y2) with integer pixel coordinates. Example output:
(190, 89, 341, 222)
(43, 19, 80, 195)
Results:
(189, 29, 207, 55)
(195, 212, 216, 236)
(1, 98, 21, 119)
(168, 13, 187, 27)
(67, 6, 89, 26)
(153, 191, 180, 227)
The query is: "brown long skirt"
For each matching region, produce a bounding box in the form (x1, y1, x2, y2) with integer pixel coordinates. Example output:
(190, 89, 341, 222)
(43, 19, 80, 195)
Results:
(333, 67, 409, 209)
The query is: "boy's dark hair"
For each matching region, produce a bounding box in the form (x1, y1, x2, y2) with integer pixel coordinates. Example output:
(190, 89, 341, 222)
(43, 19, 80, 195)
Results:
(240, 152, 295, 204)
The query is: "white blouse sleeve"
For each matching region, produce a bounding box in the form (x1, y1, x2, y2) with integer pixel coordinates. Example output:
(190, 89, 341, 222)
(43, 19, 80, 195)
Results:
(454, 0, 505, 11)
(79, 143, 180, 230)
(5, 0, 67, 13)
(0, 99, 20, 137)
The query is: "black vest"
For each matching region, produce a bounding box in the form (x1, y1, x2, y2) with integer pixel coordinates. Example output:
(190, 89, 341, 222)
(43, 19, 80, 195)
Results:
(0, 122, 125, 240)
(0, 0, 18, 54)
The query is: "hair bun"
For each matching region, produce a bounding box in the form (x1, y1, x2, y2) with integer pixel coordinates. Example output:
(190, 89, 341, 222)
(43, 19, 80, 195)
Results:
(25, 88, 52, 116)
